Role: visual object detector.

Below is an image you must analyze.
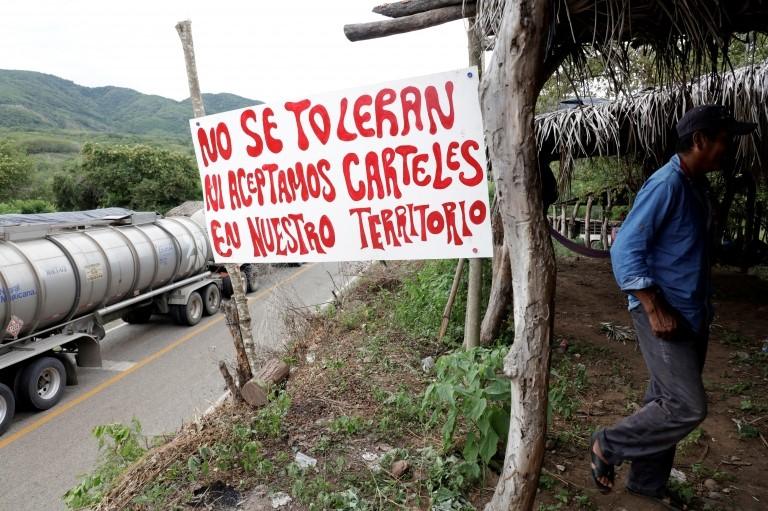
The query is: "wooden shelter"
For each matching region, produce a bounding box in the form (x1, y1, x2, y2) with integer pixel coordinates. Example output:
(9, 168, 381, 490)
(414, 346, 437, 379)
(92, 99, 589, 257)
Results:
(345, 2, 768, 509)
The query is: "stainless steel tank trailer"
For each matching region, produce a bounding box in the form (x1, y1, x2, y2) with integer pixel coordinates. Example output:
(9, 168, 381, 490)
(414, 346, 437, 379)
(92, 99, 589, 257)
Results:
(0, 209, 227, 435)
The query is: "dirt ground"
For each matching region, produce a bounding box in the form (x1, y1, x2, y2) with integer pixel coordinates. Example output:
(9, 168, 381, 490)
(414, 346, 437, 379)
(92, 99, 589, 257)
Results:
(539, 257, 768, 511)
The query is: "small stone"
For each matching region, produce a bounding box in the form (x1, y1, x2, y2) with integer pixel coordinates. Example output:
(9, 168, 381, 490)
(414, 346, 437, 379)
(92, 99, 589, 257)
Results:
(421, 356, 435, 373)
(555, 464, 566, 472)
(270, 492, 292, 509)
(722, 487, 732, 494)
(704, 479, 719, 491)
(294, 452, 317, 469)
(574, 353, 582, 359)
(670, 468, 687, 483)
(735, 351, 749, 360)
(545, 439, 555, 450)
(391, 460, 409, 478)
(730, 455, 741, 462)
(708, 491, 722, 500)
(362, 451, 378, 462)
(306, 352, 316, 363)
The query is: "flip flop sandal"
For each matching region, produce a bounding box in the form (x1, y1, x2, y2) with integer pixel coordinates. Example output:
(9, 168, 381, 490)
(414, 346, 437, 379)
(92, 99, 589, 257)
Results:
(590, 432, 614, 494)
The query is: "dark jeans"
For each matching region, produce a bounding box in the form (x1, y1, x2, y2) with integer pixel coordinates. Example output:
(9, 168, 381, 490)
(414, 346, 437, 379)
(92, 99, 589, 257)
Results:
(597, 308, 709, 497)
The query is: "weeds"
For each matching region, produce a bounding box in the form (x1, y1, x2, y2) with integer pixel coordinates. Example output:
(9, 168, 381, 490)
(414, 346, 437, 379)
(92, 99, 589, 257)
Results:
(549, 359, 588, 421)
(64, 419, 147, 510)
(422, 347, 510, 472)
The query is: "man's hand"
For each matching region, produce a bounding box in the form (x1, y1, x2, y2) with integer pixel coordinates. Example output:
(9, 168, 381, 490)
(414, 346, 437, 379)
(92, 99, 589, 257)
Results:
(633, 288, 678, 340)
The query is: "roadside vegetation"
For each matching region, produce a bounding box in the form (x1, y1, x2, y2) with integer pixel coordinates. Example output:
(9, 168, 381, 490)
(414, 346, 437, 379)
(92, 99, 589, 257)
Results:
(64, 255, 768, 511)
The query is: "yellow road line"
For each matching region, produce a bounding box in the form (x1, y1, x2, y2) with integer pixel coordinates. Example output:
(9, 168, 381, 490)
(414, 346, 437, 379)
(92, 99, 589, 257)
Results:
(0, 264, 314, 450)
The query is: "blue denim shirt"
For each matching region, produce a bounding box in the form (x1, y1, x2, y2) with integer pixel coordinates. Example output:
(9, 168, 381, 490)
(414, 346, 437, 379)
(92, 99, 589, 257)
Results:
(611, 155, 711, 333)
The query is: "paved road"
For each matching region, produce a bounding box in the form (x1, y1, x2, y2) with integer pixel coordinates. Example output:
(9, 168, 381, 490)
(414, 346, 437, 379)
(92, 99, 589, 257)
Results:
(0, 262, 363, 511)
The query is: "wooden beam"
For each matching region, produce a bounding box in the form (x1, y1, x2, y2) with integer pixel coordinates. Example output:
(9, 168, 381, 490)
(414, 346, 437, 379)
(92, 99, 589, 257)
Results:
(373, 0, 463, 18)
(344, 4, 475, 42)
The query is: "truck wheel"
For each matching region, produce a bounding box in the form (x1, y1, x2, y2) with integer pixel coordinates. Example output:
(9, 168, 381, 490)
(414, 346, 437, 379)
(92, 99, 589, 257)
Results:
(18, 357, 66, 411)
(243, 266, 258, 293)
(122, 306, 153, 324)
(222, 275, 234, 298)
(202, 284, 221, 316)
(171, 291, 204, 326)
(0, 383, 14, 435)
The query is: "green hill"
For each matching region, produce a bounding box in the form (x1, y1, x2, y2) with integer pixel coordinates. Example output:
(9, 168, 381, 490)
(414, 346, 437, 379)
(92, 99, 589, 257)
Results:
(0, 69, 260, 136)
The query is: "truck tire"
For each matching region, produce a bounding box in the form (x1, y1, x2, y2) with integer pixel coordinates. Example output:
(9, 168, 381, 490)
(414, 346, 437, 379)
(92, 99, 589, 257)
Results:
(122, 306, 153, 324)
(18, 357, 66, 411)
(202, 284, 221, 316)
(222, 275, 234, 298)
(243, 265, 258, 293)
(0, 383, 14, 435)
(171, 291, 204, 326)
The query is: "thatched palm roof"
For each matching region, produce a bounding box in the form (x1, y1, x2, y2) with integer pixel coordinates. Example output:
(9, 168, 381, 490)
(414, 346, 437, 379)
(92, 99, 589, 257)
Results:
(535, 59, 768, 192)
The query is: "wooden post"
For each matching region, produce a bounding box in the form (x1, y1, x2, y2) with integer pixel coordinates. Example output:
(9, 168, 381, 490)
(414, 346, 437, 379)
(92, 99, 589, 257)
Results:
(559, 205, 567, 236)
(464, 18, 483, 350)
(601, 190, 612, 249)
(568, 199, 581, 239)
(583, 194, 594, 247)
(438, 259, 466, 340)
(222, 300, 254, 385)
(480, 0, 555, 508)
(480, 196, 512, 345)
(175, 19, 257, 376)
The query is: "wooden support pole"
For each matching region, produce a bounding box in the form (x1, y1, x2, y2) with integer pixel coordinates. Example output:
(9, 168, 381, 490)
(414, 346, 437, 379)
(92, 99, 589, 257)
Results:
(568, 199, 581, 239)
(344, 4, 475, 42)
(480, 0, 555, 508)
(175, 19, 258, 376)
(601, 190, 612, 249)
(438, 259, 465, 340)
(463, 18, 483, 350)
(583, 194, 594, 247)
(222, 300, 254, 386)
(559, 205, 567, 235)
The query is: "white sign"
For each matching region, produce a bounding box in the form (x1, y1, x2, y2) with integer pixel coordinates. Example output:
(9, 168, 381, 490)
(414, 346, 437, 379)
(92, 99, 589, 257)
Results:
(189, 68, 492, 263)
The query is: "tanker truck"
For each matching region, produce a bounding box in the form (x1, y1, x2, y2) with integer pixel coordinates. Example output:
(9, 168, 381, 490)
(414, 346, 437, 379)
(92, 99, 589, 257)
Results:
(0, 208, 232, 435)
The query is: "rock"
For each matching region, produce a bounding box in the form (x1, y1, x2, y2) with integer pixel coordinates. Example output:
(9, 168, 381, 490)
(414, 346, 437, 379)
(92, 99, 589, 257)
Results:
(421, 356, 435, 373)
(670, 468, 687, 483)
(545, 439, 555, 450)
(306, 352, 316, 363)
(707, 491, 722, 500)
(735, 351, 749, 360)
(722, 487, 732, 494)
(574, 353, 582, 359)
(240, 488, 271, 511)
(295, 451, 317, 469)
(361, 451, 381, 472)
(271, 492, 292, 509)
(730, 455, 741, 462)
(391, 460, 409, 478)
(704, 478, 719, 491)
(555, 464, 566, 472)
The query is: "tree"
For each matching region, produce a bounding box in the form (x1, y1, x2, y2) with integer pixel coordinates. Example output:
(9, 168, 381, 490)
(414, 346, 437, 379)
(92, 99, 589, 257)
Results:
(0, 141, 33, 202)
(54, 143, 201, 213)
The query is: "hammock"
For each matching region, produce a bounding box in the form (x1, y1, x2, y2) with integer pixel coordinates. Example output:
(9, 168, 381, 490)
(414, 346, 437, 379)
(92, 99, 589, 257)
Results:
(548, 224, 611, 259)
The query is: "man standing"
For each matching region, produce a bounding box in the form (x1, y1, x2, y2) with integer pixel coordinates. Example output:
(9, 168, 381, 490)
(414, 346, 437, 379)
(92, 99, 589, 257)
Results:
(589, 105, 756, 500)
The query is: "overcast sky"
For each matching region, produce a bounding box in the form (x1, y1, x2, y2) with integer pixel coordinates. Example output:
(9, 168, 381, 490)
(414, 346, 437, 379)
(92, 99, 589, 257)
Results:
(1, 1, 471, 103)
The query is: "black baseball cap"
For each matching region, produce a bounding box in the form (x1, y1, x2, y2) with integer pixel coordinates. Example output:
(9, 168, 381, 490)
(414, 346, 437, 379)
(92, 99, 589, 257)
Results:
(676, 105, 756, 138)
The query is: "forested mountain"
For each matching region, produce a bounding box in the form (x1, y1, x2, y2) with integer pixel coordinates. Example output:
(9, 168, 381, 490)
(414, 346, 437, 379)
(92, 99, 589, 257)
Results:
(0, 69, 259, 136)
